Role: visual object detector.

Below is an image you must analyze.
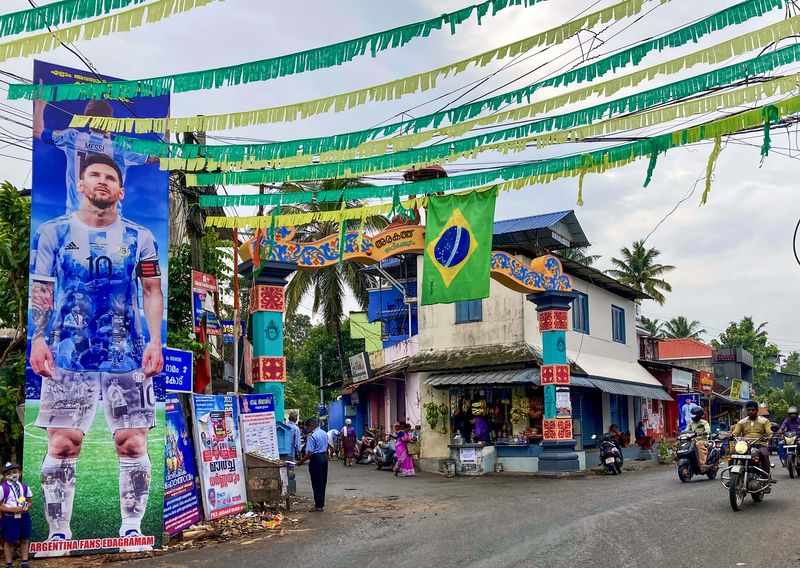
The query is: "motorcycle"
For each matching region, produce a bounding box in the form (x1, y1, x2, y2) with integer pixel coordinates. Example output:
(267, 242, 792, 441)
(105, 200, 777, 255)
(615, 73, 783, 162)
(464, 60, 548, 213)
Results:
(721, 426, 779, 511)
(374, 435, 397, 470)
(356, 430, 378, 465)
(676, 430, 727, 483)
(783, 431, 800, 478)
(593, 433, 624, 474)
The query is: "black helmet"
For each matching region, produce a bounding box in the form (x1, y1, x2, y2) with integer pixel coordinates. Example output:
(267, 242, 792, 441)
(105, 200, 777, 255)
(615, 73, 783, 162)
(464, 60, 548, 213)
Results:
(745, 400, 758, 410)
(691, 407, 704, 421)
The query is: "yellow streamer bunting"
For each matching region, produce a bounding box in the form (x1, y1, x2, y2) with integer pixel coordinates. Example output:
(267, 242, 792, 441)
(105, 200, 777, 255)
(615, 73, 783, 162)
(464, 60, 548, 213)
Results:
(188, 73, 800, 187)
(701, 135, 724, 205)
(0, 0, 221, 62)
(201, 93, 800, 219)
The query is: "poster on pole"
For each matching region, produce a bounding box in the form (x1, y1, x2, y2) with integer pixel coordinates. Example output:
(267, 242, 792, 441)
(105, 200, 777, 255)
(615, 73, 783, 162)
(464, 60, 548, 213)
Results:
(192, 271, 220, 336)
(192, 395, 247, 520)
(24, 60, 169, 556)
(220, 320, 245, 344)
(164, 395, 201, 536)
(678, 393, 701, 432)
(239, 394, 280, 458)
(555, 387, 572, 419)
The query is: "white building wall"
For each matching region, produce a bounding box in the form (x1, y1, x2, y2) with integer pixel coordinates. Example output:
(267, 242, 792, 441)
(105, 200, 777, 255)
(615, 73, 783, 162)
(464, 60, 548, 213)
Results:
(417, 263, 526, 351)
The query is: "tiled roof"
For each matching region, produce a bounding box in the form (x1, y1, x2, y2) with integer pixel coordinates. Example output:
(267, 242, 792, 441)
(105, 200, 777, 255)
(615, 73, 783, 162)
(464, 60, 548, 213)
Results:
(657, 338, 713, 360)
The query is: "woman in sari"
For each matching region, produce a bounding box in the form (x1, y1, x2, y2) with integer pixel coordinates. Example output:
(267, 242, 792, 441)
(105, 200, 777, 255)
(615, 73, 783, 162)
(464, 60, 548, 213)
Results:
(341, 419, 357, 466)
(393, 423, 416, 477)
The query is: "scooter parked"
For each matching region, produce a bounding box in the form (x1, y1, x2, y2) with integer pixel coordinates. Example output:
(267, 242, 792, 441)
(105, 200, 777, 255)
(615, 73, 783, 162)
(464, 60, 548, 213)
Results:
(676, 430, 727, 482)
(593, 433, 624, 474)
(356, 429, 378, 465)
(374, 435, 397, 470)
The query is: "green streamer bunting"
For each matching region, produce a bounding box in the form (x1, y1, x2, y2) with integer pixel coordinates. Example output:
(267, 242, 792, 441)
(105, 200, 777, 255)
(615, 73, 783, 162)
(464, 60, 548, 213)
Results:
(115, 41, 800, 166)
(0, 0, 149, 37)
(9, 0, 547, 101)
(198, 95, 800, 209)
(186, 71, 800, 187)
(63, 0, 787, 133)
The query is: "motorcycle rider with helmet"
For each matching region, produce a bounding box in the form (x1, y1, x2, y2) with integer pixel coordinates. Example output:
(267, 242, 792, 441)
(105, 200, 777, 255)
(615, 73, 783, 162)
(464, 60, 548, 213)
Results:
(778, 406, 800, 466)
(732, 400, 772, 475)
(687, 406, 712, 468)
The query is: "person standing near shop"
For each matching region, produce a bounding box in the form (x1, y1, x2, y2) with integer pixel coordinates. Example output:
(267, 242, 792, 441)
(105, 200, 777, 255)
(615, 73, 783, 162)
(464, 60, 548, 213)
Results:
(286, 411, 302, 462)
(471, 416, 490, 443)
(297, 418, 329, 512)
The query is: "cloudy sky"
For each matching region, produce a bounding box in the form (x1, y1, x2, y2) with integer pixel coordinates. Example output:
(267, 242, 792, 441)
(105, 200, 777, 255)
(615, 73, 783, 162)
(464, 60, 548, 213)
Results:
(1, 0, 799, 354)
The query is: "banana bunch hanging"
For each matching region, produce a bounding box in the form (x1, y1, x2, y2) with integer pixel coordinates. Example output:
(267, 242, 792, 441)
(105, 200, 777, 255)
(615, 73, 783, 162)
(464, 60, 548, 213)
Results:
(510, 397, 530, 424)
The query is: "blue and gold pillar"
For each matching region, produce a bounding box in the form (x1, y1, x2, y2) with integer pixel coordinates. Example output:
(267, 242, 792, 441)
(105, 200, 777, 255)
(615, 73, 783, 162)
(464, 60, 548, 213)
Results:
(248, 262, 296, 420)
(528, 290, 580, 474)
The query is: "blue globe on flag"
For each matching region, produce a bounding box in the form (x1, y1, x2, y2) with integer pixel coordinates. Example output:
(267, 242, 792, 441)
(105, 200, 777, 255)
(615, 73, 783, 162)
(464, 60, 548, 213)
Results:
(433, 226, 472, 268)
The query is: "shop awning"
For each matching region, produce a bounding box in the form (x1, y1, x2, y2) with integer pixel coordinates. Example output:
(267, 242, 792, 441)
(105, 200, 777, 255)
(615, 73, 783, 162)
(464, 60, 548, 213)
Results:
(425, 368, 539, 387)
(583, 376, 673, 401)
(712, 393, 747, 406)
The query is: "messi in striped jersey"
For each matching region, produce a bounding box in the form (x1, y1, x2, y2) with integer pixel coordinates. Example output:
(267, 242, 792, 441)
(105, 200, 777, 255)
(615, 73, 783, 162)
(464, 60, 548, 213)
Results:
(28, 154, 163, 553)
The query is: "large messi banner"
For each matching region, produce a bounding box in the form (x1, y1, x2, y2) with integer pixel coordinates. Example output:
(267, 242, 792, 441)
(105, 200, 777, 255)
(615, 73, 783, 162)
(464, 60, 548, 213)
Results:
(23, 60, 169, 557)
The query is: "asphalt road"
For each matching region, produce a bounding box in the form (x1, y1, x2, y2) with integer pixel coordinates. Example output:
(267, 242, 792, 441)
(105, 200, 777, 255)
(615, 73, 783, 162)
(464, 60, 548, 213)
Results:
(129, 460, 800, 568)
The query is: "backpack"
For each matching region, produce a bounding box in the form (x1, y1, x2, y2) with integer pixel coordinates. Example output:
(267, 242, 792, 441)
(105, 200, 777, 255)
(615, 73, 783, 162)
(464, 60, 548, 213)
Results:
(1, 481, 29, 505)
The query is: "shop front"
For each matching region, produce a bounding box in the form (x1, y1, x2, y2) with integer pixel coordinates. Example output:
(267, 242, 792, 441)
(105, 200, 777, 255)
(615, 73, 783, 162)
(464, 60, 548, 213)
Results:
(425, 369, 544, 474)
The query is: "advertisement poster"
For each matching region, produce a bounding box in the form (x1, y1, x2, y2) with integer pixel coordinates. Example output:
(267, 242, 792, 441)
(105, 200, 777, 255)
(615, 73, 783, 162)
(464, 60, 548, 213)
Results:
(678, 393, 701, 432)
(239, 394, 280, 458)
(555, 387, 572, 419)
(730, 379, 742, 400)
(192, 395, 247, 520)
(24, 60, 169, 556)
(164, 395, 201, 536)
(192, 270, 220, 336)
(220, 320, 245, 344)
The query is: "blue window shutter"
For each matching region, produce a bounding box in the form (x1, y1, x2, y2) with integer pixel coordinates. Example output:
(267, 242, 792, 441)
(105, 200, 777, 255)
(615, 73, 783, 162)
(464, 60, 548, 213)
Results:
(470, 299, 483, 322)
(455, 301, 468, 323)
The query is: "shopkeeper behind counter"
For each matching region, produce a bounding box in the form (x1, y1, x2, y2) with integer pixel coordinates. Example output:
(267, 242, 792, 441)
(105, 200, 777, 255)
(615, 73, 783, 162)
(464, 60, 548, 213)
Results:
(471, 416, 490, 443)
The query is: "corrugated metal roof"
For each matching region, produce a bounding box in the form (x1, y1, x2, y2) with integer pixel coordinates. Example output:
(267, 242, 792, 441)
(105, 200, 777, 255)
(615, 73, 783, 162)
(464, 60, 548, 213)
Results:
(493, 211, 573, 234)
(425, 368, 539, 387)
(587, 377, 673, 401)
(657, 338, 712, 360)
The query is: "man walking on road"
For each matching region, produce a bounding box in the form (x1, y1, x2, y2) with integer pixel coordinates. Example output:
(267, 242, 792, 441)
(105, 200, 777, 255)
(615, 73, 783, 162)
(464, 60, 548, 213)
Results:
(297, 418, 329, 512)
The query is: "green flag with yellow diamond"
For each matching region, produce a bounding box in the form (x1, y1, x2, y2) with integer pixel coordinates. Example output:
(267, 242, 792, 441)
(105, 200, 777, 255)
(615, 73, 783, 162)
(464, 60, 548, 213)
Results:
(422, 187, 497, 305)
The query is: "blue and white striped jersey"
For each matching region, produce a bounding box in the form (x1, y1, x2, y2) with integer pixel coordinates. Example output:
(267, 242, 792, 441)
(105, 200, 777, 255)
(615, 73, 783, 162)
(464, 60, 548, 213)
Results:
(30, 213, 160, 372)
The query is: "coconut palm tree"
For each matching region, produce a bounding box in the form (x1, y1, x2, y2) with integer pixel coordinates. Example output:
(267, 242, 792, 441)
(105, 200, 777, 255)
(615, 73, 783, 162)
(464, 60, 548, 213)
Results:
(280, 179, 389, 382)
(663, 316, 706, 339)
(606, 240, 675, 305)
(559, 245, 600, 267)
(639, 316, 664, 338)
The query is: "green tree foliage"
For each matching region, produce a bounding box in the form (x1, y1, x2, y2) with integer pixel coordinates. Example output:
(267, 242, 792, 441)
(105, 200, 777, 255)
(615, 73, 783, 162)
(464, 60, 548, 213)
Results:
(559, 246, 600, 267)
(640, 316, 664, 338)
(281, 180, 387, 381)
(282, 317, 365, 417)
(167, 231, 233, 359)
(606, 240, 675, 305)
(663, 316, 706, 340)
(711, 316, 780, 393)
(0, 182, 30, 461)
(783, 351, 800, 375)
(765, 385, 800, 419)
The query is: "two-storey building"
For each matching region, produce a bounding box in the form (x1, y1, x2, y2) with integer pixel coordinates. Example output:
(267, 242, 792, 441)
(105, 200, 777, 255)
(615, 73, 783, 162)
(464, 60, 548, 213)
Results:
(358, 211, 672, 473)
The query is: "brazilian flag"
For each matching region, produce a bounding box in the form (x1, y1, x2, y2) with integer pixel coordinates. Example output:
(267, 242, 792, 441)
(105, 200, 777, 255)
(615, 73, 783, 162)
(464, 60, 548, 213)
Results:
(422, 187, 497, 305)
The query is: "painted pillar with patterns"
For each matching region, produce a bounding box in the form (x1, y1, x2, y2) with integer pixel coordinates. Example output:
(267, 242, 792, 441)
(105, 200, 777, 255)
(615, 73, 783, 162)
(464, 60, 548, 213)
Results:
(527, 290, 579, 474)
(248, 262, 297, 420)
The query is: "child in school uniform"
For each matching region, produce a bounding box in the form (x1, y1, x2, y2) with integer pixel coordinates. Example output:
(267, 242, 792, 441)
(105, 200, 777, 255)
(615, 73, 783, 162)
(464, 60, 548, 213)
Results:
(0, 463, 32, 568)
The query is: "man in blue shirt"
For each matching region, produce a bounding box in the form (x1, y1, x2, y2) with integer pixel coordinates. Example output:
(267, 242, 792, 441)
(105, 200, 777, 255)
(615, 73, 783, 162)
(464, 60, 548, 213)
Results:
(297, 418, 329, 512)
(286, 411, 302, 462)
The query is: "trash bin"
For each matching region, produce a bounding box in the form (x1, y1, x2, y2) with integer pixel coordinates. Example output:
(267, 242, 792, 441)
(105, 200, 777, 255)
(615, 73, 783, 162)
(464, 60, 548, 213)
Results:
(244, 452, 290, 511)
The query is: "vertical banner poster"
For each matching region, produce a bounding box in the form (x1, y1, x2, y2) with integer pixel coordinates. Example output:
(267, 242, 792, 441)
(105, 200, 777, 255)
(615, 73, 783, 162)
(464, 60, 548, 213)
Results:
(192, 395, 247, 520)
(678, 393, 701, 433)
(24, 60, 169, 556)
(192, 271, 220, 336)
(555, 387, 572, 419)
(239, 394, 280, 458)
(164, 395, 201, 536)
